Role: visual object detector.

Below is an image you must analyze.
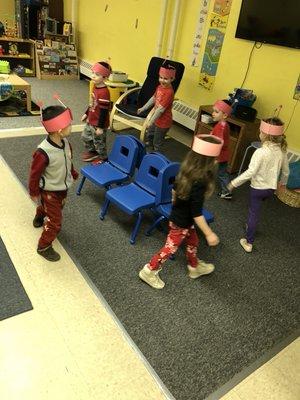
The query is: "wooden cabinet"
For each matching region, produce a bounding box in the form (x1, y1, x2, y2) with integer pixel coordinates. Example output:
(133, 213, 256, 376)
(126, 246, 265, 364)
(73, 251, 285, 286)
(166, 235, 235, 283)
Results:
(0, 37, 36, 77)
(195, 105, 260, 173)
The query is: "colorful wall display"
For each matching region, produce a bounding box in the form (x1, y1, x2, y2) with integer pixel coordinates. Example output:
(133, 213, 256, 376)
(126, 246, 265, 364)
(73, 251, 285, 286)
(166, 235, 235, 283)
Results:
(199, 0, 232, 90)
(190, 0, 211, 67)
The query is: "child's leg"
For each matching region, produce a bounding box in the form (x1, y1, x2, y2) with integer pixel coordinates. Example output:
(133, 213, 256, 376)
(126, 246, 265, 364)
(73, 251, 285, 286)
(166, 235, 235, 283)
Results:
(94, 129, 107, 159)
(33, 202, 46, 228)
(153, 126, 169, 152)
(246, 188, 274, 244)
(81, 124, 96, 151)
(145, 125, 155, 148)
(148, 222, 189, 270)
(218, 162, 231, 196)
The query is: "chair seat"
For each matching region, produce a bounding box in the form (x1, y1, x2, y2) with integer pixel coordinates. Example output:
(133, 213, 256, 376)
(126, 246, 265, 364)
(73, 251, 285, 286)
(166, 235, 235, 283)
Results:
(106, 183, 155, 214)
(81, 162, 128, 187)
(116, 103, 149, 119)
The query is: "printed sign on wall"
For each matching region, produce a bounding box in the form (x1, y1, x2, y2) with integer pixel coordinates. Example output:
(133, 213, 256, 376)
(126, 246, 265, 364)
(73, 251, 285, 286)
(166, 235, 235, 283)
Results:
(199, 0, 232, 90)
(190, 0, 211, 67)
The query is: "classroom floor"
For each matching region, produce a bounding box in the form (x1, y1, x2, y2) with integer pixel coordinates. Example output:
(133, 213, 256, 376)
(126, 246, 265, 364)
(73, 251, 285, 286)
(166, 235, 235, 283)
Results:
(0, 124, 299, 400)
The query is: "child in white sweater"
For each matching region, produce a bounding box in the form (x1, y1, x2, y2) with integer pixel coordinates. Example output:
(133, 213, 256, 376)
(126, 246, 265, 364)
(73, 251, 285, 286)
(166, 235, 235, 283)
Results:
(228, 117, 289, 253)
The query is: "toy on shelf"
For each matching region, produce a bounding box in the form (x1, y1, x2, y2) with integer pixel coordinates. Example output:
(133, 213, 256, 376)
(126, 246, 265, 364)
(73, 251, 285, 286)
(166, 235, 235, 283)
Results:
(0, 60, 10, 74)
(8, 42, 19, 55)
(0, 45, 4, 55)
(0, 81, 13, 101)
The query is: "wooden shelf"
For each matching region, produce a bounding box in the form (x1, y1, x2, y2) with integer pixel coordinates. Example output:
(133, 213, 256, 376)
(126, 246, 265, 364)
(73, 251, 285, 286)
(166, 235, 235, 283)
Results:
(195, 105, 260, 173)
(0, 55, 33, 59)
(0, 38, 36, 76)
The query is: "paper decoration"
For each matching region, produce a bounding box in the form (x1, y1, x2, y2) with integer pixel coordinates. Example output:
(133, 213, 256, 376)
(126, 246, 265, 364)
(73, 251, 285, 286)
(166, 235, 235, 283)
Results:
(294, 74, 300, 100)
(199, 0, 233, 90)
(191, 0, 211, 66)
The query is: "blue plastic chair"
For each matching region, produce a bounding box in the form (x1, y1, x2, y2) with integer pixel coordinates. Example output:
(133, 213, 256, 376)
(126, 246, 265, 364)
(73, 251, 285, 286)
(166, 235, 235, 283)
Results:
(76, 135, 140, 195)
(145, 162, 214, 236)
(124, 134, 147, 168)
(99, 153, 170, 244)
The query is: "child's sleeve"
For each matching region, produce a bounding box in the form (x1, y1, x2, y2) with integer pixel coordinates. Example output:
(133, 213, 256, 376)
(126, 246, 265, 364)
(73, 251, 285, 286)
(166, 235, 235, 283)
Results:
(190, 183, 205, 217)
(138, 96, 155, 113)
(280, 153, 289, 185)
(231, 149, 263, 188)
(28, 150, 48, 197)
(97, 88, 111, 128)
(69, 142, 79, 180)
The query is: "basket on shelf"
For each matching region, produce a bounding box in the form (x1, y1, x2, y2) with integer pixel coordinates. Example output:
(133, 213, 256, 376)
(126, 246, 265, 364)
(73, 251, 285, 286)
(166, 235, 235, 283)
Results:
(276, 185, 300, 208)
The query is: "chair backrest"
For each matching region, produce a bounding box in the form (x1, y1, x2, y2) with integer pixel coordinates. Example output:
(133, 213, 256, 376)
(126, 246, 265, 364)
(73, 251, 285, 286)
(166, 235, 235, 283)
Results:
(156, 162, 180, 205)
(148, 151, 170, 165)
(137, 57, 185, 108)
(108, 135, 139, 175)
(124, 134, 146, 168)
(135, 153, 170, 196)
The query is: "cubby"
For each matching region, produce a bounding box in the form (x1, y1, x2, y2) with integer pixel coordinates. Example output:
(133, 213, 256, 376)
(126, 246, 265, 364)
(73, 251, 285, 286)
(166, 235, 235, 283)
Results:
(195, 105, 260, 173)
(0, 37, 36, 77)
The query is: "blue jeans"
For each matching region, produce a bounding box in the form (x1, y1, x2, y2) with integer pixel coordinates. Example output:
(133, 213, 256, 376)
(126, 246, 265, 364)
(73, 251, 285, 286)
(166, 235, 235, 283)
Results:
(246, 187, 274, 244)
(218, 162, 230, 194)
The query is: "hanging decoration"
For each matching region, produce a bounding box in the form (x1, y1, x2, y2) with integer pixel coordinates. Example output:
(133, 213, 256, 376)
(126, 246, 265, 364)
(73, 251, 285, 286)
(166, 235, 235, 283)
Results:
(199, 0, 232, 90)
(190, 0, 211, 67)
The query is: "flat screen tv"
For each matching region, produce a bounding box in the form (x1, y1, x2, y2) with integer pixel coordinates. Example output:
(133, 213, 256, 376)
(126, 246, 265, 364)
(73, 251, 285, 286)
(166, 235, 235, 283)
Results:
(235, 0, 300, 49)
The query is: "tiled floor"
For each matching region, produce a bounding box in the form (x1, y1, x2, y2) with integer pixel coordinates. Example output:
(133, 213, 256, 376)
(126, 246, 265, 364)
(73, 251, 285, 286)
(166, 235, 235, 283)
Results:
(0, 125, 299, 400)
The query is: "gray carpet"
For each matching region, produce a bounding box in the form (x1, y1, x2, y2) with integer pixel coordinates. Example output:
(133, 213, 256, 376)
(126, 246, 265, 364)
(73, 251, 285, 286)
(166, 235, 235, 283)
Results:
(0, 237, 33, 321)
(1, 131, 299, 400)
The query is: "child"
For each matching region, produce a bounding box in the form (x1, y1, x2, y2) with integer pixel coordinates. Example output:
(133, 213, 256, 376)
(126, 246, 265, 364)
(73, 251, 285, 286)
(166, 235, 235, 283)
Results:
(29, 103, 78, 262)
(81, 61, 112, 163)
(139, 134, 222, 289)
(211, 99, 233, 200)
(137, 63, 175, 152)
(228, 117, 289, 253)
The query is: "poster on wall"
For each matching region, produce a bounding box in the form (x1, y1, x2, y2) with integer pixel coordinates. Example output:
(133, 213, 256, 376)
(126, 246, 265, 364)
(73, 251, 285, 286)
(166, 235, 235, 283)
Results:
(190, 0, 211, 67)
(293, 74, 300, 100)
(199, 0, 233, 90)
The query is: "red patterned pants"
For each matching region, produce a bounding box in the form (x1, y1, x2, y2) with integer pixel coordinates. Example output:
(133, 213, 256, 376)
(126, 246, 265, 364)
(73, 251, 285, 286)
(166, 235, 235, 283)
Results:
(149, 222, 199, 270)
(36, 190, 67, 250)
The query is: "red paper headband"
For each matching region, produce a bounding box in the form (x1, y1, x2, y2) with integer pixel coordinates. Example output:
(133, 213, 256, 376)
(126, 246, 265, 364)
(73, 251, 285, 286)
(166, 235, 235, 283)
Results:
(260, 120, 284, 136)
(40, 94, 73, 133)
(91, 62, 111, 77)
(214, 100, 232, 115)
(159, 66, 176, 79)
(192, 134, 223, 157)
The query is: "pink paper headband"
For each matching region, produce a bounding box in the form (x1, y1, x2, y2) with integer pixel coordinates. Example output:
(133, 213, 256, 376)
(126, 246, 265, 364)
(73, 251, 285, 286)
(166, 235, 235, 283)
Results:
(214, 100, 232, 115)
(159, 66, 176, 79)
(192, 134, 223, 157)
(91, 62, 111, 77)
(260, 120, 284, 136)
(42, 108, 73, 133)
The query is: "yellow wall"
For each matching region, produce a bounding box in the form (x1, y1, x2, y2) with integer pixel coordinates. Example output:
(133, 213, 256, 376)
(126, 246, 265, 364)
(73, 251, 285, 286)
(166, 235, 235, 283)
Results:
(66, 0, 299, 151)
(0, 0, 15, 24)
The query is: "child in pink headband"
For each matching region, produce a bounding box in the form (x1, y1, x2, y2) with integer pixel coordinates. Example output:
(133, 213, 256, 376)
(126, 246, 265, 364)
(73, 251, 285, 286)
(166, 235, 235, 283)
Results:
(211, 99, 233, 200)
(81, 61, 112, 163)
(29, 104, 78, 262)
(139, 135, 222, 289)
(137, 63, 176, 152)
(228, 117, 289, 253)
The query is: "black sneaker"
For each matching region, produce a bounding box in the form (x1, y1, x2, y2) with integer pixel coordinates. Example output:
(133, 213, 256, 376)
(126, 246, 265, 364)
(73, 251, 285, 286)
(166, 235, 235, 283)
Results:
(33, 215, 44, 228)
(37, 246, 61, 262)
(219, 192, 233, 200)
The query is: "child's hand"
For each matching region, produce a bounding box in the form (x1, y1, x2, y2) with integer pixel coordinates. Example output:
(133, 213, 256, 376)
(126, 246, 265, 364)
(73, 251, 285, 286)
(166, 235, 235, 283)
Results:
(227, 182, 234, 192)
(206, 232, 219, 246)
(30, 195, 40, 203)
(95, 128, 103, 136)
(81, 114, 87, 122)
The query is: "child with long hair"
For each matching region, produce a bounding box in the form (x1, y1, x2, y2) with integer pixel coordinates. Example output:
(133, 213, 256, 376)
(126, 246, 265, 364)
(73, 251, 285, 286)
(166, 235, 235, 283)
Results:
(139, 135, 222, 289)
(228, 117, 289, 253)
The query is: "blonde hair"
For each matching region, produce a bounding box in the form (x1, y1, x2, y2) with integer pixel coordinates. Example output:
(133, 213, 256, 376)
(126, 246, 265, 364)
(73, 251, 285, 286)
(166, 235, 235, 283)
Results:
(175, 136, 218, 200)
(261, 117, 288, 152)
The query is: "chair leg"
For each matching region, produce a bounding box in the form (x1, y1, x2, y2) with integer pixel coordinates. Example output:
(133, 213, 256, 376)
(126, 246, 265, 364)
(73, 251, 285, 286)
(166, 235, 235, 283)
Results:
(238, 145, 251, 175)
(99, 198, 111, 220)
(109, 104, 117, 131)
(76, 176, 86, 195)
(130, 212, 143, 244)
(145, 215, 166, 236)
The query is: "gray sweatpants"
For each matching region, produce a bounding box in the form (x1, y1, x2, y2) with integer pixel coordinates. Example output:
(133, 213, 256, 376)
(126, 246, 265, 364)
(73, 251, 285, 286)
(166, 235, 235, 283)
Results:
(146, 124, 170, 153)
(81, 123, 107, 158)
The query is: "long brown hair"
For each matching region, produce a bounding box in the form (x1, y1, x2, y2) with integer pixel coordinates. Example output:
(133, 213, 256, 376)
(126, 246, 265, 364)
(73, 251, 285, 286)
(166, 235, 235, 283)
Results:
(262, 117, 288, 152)
(175, 136, 218, 200)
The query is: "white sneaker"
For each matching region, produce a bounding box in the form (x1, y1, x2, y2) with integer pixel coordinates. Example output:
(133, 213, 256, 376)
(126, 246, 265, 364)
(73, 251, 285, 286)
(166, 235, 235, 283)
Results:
(187, 259, 215, 279)
(139, 264, 165, 289)
(240, 238, 253, 253)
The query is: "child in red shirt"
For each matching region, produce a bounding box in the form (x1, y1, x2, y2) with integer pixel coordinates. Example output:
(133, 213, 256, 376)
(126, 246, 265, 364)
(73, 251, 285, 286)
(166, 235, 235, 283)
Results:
(81, 61, 112, 163)
(137, 64, 175, 152)
(211, 99, 233, 199)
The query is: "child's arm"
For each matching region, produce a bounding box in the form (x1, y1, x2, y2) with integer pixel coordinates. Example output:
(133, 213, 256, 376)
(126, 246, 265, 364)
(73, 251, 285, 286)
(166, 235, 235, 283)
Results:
(96, 92, 111, 134)
(137, 96, 155, 114)
(194, 215, 219, 246)
(229, 148, 263, 190)
(279, 152, 289, 185)
(28, 150, 48, 202)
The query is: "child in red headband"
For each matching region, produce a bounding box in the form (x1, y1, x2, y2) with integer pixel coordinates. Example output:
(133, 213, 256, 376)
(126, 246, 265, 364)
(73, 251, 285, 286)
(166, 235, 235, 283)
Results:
(28, 104, 78, 262)
(228, 117, 289, 253)
(81, 61, 112, 163)
(211, 99, 233, 200)
(137, 64, 176, 152)
(139, 135, 222, 289)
